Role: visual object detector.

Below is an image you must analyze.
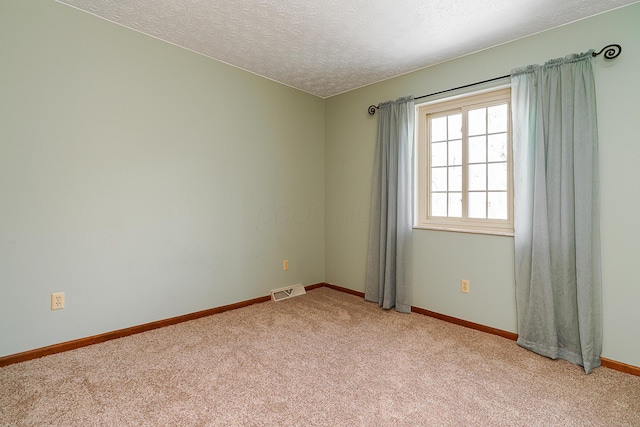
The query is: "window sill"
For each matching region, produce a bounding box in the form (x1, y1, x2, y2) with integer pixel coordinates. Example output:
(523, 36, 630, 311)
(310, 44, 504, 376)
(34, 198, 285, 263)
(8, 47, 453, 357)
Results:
(413, 224, 514, 237)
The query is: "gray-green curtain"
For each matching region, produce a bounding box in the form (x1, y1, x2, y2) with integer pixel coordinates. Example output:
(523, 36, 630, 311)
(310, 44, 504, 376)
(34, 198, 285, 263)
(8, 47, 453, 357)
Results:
(511, 51, 602, 373)
(365, 96, 414, 313)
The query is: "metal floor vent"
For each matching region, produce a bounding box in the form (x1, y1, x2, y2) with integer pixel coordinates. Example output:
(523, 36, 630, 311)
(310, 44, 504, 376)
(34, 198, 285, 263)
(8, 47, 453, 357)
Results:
(271, 284, 306, 302)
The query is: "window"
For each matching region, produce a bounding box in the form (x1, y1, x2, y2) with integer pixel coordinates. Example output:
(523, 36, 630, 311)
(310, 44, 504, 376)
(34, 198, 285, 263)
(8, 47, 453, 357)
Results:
(415, 87, 513, 235)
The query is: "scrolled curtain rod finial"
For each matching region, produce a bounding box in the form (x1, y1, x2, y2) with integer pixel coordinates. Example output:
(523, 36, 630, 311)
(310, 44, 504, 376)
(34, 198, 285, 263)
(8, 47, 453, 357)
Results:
(592, 44, 622, 59)
(368, 105, 378, 115)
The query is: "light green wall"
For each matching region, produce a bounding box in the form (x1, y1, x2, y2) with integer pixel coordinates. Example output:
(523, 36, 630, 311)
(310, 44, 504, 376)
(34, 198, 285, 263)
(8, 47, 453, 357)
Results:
(0, 0, 325, 357)
(325, 4, 640, 367)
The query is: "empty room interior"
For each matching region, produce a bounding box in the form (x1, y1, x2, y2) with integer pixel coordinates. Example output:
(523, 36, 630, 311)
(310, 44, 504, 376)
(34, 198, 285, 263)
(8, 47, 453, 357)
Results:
(1, 0, 640, 425)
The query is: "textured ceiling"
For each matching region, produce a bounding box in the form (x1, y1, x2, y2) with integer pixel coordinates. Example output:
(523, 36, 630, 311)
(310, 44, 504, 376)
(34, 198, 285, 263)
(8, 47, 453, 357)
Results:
(56, 0, 638, 98)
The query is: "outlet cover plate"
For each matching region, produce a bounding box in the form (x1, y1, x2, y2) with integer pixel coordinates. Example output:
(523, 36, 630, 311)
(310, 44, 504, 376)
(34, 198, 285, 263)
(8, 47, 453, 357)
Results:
(51, 292, 65, 310)
(461, 280, 470, 294)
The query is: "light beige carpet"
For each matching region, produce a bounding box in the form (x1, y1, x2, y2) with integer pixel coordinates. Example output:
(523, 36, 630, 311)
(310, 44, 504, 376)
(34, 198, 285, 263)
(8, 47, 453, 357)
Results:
(1, 287, 639, 426)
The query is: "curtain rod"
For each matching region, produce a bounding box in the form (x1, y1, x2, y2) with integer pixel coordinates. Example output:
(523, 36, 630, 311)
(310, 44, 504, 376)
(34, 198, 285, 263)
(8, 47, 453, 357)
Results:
(367, 43, 622, 115)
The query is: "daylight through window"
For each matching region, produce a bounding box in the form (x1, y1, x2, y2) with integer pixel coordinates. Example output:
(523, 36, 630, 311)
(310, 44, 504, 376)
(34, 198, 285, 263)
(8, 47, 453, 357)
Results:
(416, 87, 513, 235)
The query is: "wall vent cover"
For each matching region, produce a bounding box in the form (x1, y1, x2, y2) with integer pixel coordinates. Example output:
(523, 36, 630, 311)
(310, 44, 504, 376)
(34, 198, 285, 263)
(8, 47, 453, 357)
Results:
(271, 284, 306, 302)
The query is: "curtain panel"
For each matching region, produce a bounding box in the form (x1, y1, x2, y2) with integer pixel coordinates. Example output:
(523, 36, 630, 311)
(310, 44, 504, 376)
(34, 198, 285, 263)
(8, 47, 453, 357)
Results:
(511, 51, 602, 373)
(365, 96, 415, 313)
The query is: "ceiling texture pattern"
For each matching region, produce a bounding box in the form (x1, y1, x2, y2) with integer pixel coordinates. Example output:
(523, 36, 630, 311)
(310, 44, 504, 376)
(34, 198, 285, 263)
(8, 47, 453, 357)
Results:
(56, 0, 638, 98)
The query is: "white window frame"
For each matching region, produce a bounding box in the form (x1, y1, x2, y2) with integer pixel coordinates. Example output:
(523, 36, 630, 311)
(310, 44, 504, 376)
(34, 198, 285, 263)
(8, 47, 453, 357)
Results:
(415, 87, 514, 236)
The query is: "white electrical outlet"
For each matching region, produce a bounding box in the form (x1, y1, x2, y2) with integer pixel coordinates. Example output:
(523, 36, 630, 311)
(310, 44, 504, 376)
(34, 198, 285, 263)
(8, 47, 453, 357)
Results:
(51, 292, 65, 310)
(283, 259, 289, 271)
(461, 280, 470, 294)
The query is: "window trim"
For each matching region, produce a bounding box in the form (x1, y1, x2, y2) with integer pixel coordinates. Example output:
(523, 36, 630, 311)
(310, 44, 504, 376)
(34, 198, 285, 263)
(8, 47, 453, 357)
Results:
(415, 86, 514, 236)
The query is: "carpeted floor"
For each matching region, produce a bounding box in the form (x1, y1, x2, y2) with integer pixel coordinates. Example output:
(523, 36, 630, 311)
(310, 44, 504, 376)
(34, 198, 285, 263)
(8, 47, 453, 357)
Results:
(1, 287, 639, 426)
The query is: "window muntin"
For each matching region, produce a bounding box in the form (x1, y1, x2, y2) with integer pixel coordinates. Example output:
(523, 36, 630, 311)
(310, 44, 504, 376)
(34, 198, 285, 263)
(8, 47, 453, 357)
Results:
(416, 87, 513, 235)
